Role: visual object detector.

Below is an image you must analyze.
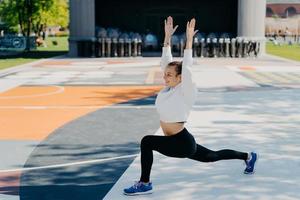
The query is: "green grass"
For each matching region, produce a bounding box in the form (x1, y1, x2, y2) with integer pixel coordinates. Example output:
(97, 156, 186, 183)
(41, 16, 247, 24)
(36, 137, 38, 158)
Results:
(37, 36, 69, 51)
(0, 58, 37, 70)
(266, 42, 300, 62)
(0, 36, 68, 71)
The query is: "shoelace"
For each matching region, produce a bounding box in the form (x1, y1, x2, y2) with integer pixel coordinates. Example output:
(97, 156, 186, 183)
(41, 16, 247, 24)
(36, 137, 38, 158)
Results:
(245, 161, 251, 169)
(133, 181, 143, 189)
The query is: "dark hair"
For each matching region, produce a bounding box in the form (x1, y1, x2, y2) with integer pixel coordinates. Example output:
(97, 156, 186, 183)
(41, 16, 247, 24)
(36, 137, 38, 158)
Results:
(167, 61, 182, 76)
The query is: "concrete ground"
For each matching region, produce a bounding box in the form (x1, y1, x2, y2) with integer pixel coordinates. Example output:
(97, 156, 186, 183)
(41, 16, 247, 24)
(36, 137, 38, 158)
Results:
(0, 54, 299, 200)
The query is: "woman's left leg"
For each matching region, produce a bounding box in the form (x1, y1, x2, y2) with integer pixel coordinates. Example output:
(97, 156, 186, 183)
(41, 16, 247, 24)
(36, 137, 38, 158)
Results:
(140, 132, 195, 183)
(188, 143, 248, 162)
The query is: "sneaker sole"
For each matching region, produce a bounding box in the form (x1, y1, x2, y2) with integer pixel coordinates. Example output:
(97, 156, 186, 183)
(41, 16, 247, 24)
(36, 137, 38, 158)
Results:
(244, 152, 259, 175)
(123, 190, 153, 196)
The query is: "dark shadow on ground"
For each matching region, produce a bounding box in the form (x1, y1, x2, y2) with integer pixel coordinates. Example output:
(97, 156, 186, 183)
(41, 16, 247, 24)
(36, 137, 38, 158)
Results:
(17, 95, 159, 200)
(118, 95, 157, 106)
(19, 143, 138, 200)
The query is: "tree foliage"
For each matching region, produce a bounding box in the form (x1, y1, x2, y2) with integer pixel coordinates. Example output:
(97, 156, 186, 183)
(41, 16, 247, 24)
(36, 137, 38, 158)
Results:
(0, 0, 69, 35)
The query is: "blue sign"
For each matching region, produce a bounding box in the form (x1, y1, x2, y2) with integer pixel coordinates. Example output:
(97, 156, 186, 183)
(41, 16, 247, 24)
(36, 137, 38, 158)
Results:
(0, 36, 36, 50)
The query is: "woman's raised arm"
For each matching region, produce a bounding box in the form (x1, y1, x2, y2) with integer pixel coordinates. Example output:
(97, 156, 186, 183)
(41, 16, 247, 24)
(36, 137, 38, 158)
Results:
(182, 18, 198, 105)
(160, 16, 178, 71)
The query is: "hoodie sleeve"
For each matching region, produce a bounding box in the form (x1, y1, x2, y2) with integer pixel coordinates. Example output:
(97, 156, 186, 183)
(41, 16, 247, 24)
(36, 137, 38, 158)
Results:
(160, 46, 173, 71)
(181, 49, 197, 106)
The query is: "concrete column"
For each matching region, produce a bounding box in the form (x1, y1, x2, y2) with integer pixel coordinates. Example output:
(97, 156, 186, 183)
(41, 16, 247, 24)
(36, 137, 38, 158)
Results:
(69, 0, 95, 57)
(238, 0, 266, 55)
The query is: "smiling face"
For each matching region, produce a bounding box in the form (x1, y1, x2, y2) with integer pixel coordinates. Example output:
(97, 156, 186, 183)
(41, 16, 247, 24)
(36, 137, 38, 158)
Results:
(163, 65, 182, 87)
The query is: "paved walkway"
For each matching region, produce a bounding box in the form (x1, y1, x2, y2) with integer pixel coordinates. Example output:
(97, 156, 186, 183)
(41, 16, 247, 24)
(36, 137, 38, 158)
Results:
(103, 55, 300, 200)
(0, 54, 299, 199)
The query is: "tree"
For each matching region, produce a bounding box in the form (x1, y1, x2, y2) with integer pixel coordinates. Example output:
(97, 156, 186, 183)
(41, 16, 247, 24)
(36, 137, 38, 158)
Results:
(0, 0, 20, 33)
(0, 0, 69, 36)
(33, 0, 69, 36)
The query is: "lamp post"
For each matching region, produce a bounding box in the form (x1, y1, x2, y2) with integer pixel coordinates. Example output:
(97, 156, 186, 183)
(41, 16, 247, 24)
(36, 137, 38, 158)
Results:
(25, 0, 31, 51)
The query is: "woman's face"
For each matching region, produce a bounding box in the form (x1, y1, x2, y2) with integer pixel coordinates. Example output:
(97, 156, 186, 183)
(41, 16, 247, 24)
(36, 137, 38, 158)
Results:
(163, 65, 181, 87)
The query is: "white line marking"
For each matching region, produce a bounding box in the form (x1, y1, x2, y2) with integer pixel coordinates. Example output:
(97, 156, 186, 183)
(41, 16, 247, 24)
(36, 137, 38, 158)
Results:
(0, 85, 64, 99)
(0, 154, 139, 173)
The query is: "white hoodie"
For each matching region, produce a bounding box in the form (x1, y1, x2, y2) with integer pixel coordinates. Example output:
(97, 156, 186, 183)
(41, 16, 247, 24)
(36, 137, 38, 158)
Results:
(155, 46, 197, 123)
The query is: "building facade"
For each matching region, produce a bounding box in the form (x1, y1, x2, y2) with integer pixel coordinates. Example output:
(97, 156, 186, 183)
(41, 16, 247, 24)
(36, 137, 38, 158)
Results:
(267, 0, 300, 18)
(69, 0, 266, 57)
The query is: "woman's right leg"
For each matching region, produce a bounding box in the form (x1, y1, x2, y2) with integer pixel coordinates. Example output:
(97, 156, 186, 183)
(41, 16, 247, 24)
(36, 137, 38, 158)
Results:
(140, 133, 195, 183)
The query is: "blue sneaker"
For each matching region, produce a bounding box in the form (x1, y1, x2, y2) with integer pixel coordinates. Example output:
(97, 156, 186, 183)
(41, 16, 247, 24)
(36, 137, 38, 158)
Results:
(244, 152, 258, 174)
(123, 181, 153, 196)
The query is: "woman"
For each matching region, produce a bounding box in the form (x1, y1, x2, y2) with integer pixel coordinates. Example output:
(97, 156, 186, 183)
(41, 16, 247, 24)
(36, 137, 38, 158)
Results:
(123, 16, 257, 196)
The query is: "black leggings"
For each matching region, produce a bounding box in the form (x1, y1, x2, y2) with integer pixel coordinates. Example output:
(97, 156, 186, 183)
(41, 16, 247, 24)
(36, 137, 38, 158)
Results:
(140, 128, 248, 182)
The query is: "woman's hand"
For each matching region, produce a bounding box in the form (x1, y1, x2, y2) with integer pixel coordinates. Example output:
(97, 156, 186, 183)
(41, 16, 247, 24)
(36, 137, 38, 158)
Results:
(186, 18, 198, 49)
(164, 16, 178, 47)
